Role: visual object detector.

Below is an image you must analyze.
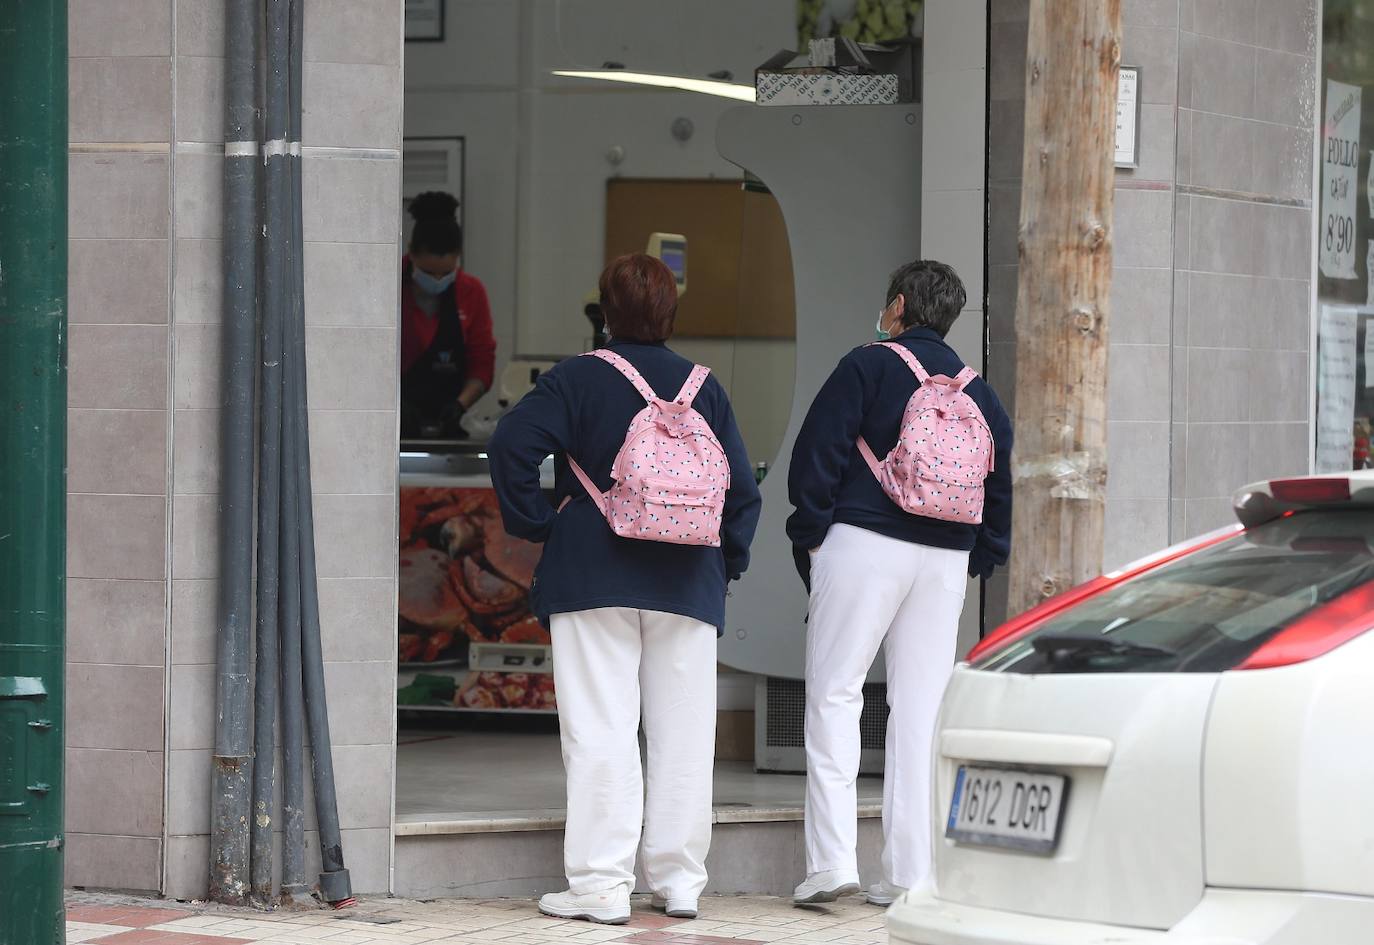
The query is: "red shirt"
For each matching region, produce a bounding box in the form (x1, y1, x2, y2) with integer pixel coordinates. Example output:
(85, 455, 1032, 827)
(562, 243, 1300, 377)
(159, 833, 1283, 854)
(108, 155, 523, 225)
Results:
(400, 264, 496, 391)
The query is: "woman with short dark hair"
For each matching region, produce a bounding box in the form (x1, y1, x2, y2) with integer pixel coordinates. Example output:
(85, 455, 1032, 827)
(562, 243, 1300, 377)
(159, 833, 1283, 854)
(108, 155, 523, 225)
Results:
(787, 259, 1014, 907)
(489, 254, 762, 925)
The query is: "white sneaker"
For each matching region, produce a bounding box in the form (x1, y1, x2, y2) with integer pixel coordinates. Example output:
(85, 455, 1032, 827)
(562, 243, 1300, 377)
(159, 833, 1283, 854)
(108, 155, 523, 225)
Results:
(538, 886, 631, 924)
(792, 869, 862, 905)
(866, 882, 907, 906)
(650, 893, 699, 919)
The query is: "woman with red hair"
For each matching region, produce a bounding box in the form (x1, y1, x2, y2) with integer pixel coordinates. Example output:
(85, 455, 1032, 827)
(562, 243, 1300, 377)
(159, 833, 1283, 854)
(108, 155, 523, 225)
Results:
(489, 254, 762, 924)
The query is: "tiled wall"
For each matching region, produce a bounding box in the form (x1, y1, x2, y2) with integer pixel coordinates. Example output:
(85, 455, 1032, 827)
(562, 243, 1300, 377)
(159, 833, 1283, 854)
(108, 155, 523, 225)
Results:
(984, 0, 1315, 621)
(1172, 0, 1316, 535)
(66, 0, 403, 897)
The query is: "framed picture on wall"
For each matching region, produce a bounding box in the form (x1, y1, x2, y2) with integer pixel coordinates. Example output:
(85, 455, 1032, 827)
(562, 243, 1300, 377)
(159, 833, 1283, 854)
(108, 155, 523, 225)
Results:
(405, 0, 444, 42)
(402, 136, 466, 245)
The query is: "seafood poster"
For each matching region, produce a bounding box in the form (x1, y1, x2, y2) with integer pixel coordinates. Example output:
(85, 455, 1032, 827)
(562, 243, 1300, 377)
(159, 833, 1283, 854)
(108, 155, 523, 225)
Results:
(397, 486, 555, 712)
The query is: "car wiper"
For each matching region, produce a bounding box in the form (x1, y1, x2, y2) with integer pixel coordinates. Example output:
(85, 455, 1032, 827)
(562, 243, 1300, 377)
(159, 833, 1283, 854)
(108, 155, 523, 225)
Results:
(1030, 634, 1178, 663)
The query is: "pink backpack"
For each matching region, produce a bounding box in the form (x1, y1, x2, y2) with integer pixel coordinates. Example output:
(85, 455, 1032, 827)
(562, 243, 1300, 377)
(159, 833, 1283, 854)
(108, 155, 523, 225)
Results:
(568, 350, 730, 547)
(857, 342, 994, 525)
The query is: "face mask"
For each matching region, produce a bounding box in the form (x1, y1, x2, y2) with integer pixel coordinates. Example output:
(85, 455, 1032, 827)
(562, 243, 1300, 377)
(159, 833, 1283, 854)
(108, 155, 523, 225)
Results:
(413, 268, 456, 295)
(875, 310, 892, 342)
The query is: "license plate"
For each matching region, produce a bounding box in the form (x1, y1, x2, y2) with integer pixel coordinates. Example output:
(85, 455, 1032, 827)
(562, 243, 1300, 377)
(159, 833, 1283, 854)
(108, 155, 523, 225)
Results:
(946, 766, 1068, 854)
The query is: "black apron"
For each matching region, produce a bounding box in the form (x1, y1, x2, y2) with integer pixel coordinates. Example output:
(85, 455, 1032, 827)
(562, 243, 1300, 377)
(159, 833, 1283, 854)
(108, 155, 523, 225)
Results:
(401, 265, 468, 436)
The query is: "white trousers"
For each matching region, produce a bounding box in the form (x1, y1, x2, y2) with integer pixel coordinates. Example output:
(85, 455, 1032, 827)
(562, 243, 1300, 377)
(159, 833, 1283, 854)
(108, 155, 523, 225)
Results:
(550, 607, 717, 899)
(804, 524, 968, 890)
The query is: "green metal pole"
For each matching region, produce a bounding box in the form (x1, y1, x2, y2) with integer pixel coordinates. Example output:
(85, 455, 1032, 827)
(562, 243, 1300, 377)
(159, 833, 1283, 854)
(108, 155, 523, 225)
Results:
(0, 2, 69, 943)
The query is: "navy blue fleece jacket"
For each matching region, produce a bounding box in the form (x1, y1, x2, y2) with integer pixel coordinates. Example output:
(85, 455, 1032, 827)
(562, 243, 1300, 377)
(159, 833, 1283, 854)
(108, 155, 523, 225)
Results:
(488, 339, 762, 631)
(786, 327, 1013, 586)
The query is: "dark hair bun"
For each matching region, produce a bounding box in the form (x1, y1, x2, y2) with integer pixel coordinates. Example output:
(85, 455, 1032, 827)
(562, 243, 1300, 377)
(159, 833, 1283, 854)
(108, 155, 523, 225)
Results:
(409, 191, 459, 224)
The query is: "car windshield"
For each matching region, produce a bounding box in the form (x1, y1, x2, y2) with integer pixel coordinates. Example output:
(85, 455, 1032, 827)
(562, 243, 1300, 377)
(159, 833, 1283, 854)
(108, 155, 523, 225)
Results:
(979, 510, 1374, 674)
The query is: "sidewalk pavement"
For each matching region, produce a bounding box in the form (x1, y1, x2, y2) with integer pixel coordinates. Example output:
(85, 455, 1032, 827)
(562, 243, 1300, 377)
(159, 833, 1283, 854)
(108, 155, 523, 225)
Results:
(65, 891, 889, 945)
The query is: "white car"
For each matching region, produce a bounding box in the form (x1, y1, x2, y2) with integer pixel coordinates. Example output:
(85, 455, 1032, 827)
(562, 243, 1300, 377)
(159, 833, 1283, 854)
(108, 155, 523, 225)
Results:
(888, 472, 1374, 945)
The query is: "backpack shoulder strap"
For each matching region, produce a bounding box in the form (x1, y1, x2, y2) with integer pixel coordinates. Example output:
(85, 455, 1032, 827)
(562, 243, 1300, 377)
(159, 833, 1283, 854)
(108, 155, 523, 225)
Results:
(875, 341, 931, 384)
(952, 366, 979, 391)
(672, 364, 711, 406)
(584, 349, 658, 403)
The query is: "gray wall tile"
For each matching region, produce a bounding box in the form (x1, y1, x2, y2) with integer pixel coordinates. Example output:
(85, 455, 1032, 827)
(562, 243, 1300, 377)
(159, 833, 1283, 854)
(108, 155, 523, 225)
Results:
(1250, 421, 1309, 480)
(1172, 270, 1191, 353)
(171, 579, 216, 666)
(175, 56, 225, 144)
(990, 0, 1029, 24)
(68, 408, 167, 495)
(1125, 0, 1179, 28)
(1175, 108, 1194, 184)
(171, 493, 221, 580)
(166, 749, 211, 836)
(1114, 188, 1174, 270)
(333, 745, 395, 829)
(304, 241, 399, 327)
(69, 0, 172, 57)
(1254, 49, 1315, 129)
(175, 0, 224, 58)
(1251, 278, 1311, 352)
(1185, 496, 1237, 532)
(67, 494, 167, 581)
(68, 578, 167, 666)
(169, 662, 215, 751)
(303, 326, 397, 410)
(1111, 267, 1173, 346)
(1107, 422, 1172, 498)
(312, 494, 397, 579)
(1190, 196, 1253, 275)
(319, 578, 399, 663)
(1191, 0, 1257, 45)
(1103, 497, 1171, 571)
(1189, 272, 1254, 348)
(69, 152, 170, 240)
(1186, 34, 1256, 118)
(986, 264, 1018, 345)
(173, 238, 223, 324)
(987, 19, 1028, 102)
(1187, 347, 1251, 421)
(986, 183, 1022, 268)
(67, 748, 164, 836)
(1251, 349, 1309, 422)
(69, 324, 169, 410)
(338, 827, 391, 893)
(302, 155, 402, 244)
(1253, 203, 1314, 281)
(986, 99, 1024, 183)
(1252, 121, 1315, 203)
(1122, 104, 1177, 182)
(70, 57, 172, 144)
(1174, 195, 1191, 270)
(67, 663, 165, 751)
(1185, 422, 1250, 497)
(172, 322, 222, 409)
(1121, 26, 1179, 106)
(66, 834, 162, 891)
(307, 410, 398, 494)
(1188, 111, 1254, 193)
(172, 151, 223, 240)
(164, 834, 211, 900)
(1109, 344, 1172, 421)
(173, 407, 221, 495)
(322, 661, 396, 746)
(1255, 0, 1316, 55)
(305, 0, 403, 66)
(69, 239, 169, 325)
(302, 62, 403, 150)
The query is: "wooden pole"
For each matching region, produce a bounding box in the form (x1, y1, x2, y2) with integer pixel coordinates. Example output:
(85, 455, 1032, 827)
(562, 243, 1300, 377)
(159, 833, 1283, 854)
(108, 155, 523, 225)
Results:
(1008, 0, 1122, 616)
